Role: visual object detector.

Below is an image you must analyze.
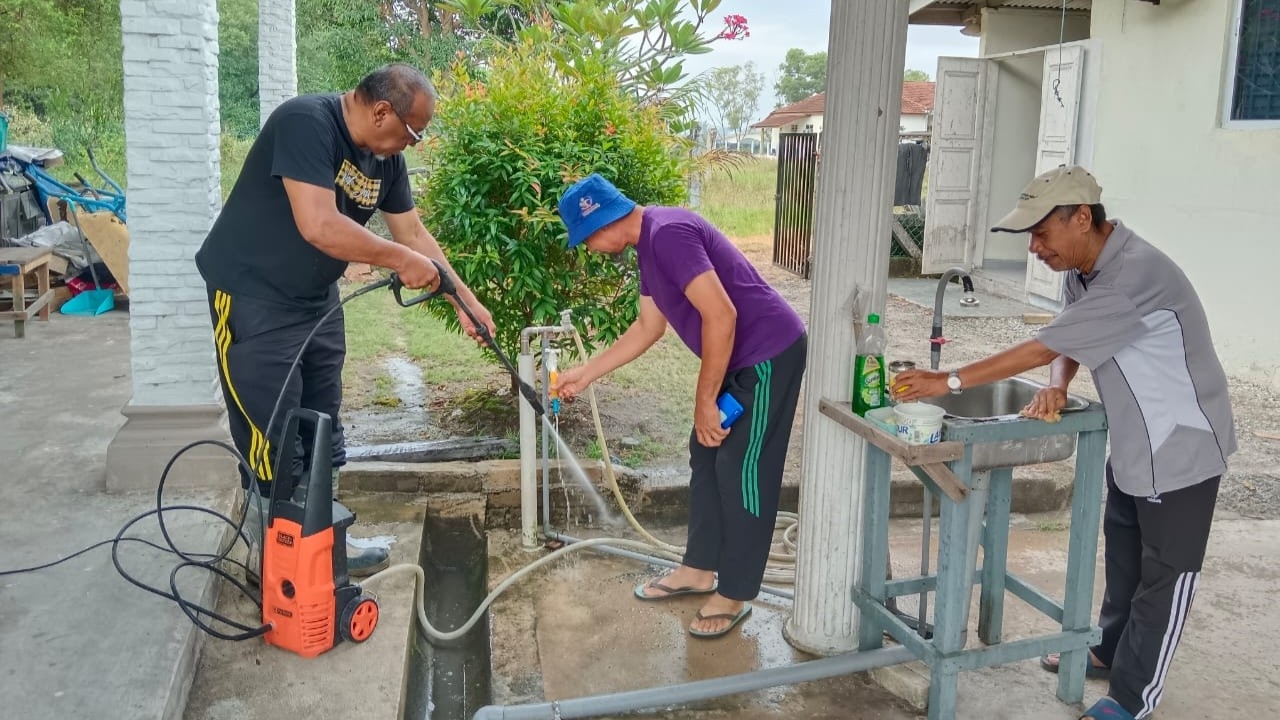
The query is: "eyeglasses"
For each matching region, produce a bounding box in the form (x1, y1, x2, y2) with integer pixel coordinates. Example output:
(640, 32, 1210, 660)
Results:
(404, 122, 423, 145)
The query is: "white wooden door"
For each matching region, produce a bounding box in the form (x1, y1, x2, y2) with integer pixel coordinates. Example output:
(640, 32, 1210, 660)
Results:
(922, 57, 997, 274)
(1025, 45, 1084, 303)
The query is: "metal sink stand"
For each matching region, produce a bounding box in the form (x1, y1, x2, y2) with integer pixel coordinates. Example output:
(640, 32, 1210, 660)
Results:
(819, 398, 1109, 719)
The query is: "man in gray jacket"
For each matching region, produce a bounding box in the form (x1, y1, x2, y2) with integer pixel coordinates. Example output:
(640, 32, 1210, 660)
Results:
(893, 165, 1236, 720)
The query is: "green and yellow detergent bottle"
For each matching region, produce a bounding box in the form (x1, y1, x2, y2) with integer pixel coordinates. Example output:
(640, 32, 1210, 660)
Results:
(852, 313, 888, 416)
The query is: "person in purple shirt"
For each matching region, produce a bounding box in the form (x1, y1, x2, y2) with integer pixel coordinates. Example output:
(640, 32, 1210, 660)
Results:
(552, 173, 808, 639)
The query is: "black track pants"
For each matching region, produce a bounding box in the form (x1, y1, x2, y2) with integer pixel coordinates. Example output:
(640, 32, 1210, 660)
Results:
(1093, 463, 1219, 718)
(683, 334, 807, 601)
(207, 287, 347, 497)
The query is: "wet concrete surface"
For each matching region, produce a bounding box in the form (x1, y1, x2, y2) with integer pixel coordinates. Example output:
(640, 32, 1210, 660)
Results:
(484, 507, 1280, 720)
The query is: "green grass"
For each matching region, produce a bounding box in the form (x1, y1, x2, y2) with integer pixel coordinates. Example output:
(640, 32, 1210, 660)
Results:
(401, 305, 492, 384)
(584, 436, 668, 466)
(340, 283, 490, 381)
(220, 134, 255, 200)
(372, 373, 401, 407)
(607, 331, 698, 424)
(697, 157, 777, 238)
(1034, 519, 1069, 532)
(341, 289, 404, 361)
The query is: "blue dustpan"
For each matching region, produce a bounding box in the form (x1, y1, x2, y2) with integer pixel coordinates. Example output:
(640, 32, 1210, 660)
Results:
(61, 288, 115, 316)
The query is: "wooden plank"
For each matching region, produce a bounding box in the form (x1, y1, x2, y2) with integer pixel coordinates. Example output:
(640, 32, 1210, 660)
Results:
(1057, 427, 1108, 705)
(890, 216, 922, 259)
(919, 462, 968, 502)
(72, 209, 130, 295)
(818, 398, 964, 466)
(1253, 430, 1280, 441)
(0, 246, 53, 266)
(978, 467, 1013, 644)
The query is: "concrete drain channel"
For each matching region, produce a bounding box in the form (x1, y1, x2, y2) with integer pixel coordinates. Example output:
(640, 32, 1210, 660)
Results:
(401, 502, 492, 720)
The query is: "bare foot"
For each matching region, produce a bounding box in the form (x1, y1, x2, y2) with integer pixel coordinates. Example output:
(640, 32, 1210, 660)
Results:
(636, 566, 715, 599)
(690, 594, 746, 635)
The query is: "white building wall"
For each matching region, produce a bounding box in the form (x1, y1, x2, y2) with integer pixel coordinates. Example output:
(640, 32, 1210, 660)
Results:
(1090, 1, 1280, 387)
(779, 113, 824, 134)
(119, 0, 222, 407)
(900, 113, 929, 133)
(259, 0, 297, 126)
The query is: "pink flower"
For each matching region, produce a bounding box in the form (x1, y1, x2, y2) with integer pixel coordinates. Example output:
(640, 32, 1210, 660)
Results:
(719, 13, 749, 41)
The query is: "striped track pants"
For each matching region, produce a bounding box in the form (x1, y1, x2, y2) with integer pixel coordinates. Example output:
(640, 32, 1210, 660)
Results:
(1095, 465, 1220, 718)
(206, 287, 347, 495)
(683, 334, 806, 602)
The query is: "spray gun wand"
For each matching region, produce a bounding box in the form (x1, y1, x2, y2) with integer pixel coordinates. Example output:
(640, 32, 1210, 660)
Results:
(388, 261, 547, 418)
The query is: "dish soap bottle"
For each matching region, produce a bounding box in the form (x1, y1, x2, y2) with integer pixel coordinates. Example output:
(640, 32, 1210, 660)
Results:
(852, 313, 887, 416)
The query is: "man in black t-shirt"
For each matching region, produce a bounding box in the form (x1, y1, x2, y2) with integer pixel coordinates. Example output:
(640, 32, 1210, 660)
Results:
(196, 64, 495, 579)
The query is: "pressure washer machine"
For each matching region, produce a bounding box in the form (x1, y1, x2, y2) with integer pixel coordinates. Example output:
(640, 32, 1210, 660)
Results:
(260, 408, 380, 658)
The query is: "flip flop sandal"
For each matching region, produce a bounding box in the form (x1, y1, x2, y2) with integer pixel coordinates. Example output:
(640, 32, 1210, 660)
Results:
(1079, 697, 1135, 719)
(688, 604, 753, 639)
(1040, 653, 1111, 680)
(633, 577, 718, 601)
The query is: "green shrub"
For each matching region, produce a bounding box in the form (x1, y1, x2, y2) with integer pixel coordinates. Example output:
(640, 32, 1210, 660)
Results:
(420, 40, 689, 364)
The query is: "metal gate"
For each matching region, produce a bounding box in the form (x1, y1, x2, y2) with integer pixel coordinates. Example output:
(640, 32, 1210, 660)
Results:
(771, 132, 820, 278)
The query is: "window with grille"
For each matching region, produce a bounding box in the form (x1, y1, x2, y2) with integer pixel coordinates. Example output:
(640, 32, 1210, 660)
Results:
(1230, 0, 1280, 121)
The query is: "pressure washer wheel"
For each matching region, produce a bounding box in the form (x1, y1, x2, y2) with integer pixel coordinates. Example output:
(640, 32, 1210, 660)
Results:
(340, 594, 379, 643)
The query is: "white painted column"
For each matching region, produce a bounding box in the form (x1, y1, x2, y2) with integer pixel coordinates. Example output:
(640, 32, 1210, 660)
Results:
(783, 0, 909, 655)
(258, 0, 297, 126)
(107, 0, 234, 490)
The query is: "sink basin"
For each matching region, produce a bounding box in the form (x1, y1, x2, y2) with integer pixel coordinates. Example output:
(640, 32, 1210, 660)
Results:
(920, 377, 1092, 470)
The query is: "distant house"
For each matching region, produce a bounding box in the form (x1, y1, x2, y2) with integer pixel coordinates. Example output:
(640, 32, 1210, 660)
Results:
(750, 81, 937, 154)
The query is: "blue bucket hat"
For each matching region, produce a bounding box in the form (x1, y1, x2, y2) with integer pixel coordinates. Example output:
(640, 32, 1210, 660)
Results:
(558, 173, 637, 248)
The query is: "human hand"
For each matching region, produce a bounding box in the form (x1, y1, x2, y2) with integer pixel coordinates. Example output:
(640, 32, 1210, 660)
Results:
(694, 397, 730, 448)
(1020, 387, 1067, 422)
(552, 366, 593, 400)
(455, 298, 497, 345)
(395, 250, 441, 291)
(890, 369, 949, 403)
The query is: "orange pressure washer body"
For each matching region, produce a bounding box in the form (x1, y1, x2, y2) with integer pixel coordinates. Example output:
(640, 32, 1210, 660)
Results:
(260, 409, 380, 658)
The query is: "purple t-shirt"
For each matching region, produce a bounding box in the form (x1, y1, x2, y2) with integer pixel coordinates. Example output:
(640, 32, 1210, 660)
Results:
(636, 206, 806, 370)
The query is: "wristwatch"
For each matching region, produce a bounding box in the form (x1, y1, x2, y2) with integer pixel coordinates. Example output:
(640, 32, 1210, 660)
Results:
(946, 370, 963, 395)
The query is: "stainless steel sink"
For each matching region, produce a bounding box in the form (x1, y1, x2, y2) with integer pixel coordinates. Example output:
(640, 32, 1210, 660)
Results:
(920, 376, 1093, 470)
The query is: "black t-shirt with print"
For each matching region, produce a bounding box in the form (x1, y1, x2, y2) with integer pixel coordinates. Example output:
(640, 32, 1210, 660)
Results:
(196, 93, 414, 310)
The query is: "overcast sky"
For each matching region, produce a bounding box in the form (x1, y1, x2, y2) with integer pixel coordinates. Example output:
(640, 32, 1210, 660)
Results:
(678, 1, 980, 116)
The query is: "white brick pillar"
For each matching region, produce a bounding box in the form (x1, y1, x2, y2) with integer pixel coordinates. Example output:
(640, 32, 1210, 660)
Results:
(258, 0, 297, 127)
(783, 0, 909, 655)
(106, 0, 235, 491)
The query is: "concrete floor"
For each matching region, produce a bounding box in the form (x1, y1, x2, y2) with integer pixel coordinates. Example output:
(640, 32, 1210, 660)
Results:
(485, 510, 1280, 719)
(0, 310, 233, 720)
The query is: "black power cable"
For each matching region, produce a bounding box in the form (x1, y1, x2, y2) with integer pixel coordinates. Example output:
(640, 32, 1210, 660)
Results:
(0, 275, 400, 642)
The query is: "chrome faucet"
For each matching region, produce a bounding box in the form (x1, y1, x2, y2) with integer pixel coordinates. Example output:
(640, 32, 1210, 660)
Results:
(931, 267, 979, 370)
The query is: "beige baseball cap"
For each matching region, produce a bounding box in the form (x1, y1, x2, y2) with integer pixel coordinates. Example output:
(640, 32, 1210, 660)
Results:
(991, 165, 1103, 233)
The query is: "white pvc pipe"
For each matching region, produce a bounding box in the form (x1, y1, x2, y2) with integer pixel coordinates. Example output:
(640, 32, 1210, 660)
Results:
(518, 351, 538, 549)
